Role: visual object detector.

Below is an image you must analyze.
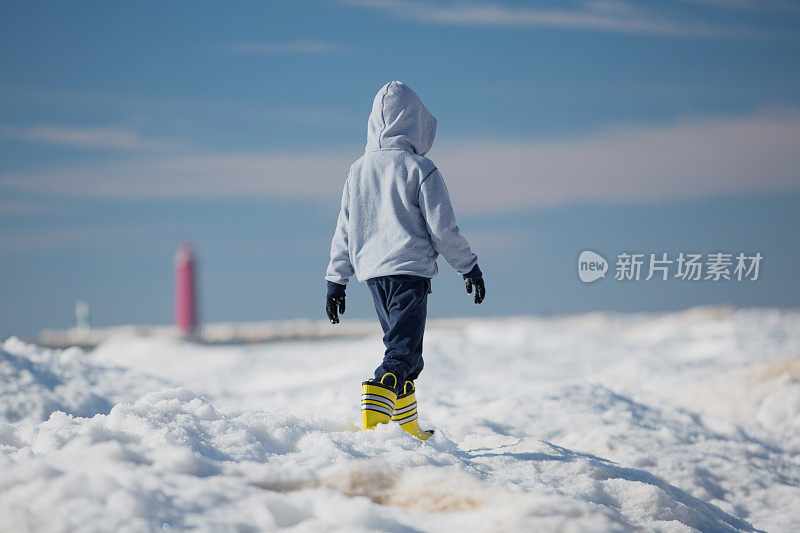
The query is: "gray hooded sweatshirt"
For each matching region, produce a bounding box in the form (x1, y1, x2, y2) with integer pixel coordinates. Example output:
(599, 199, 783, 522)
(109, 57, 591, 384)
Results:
(325, 81, 478, 287)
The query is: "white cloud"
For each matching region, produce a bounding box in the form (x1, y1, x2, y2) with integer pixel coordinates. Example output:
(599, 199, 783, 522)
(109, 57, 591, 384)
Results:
(2, 108, 799, 213)
(679, 0, 800, 11)
(0, 152, 351, 201)
(220, 40, 349, 56)
(343, 0, 781, 38)
(0, 199, 57, 216)
(0, 125, 186, 152)
(432, 107, 800, 212)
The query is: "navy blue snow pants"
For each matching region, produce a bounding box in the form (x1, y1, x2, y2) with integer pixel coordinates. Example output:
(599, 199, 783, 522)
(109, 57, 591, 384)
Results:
(366, 275, 431, 387)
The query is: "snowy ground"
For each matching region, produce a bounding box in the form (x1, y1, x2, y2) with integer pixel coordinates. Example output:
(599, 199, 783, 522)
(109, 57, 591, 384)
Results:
(2, 307, 799, 532)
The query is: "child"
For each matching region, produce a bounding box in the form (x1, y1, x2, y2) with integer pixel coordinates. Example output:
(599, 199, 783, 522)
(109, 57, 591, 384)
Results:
(325, 81, 485, 440)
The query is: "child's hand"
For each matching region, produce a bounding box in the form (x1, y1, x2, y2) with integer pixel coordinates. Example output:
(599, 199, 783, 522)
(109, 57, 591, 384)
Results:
(326, 294, 346, 324)
(465, 276, 485, 304)
(463, 264, 485, 304)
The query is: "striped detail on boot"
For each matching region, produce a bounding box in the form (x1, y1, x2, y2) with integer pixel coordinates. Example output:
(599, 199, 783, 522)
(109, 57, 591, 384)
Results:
(392, 381, 433, 441)
(361, 373, 398, 430)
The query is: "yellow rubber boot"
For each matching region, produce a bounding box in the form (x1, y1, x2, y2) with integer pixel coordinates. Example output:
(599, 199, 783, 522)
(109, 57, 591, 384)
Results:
(361, 373, 398, 430)
(391, 381, 434, 441)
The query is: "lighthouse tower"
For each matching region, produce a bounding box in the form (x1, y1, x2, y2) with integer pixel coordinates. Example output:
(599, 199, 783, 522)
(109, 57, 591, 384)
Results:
(174, 242, 198, 337)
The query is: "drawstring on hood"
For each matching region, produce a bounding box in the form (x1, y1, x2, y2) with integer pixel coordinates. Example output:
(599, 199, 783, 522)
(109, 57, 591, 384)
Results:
(366, 81, 438, 156)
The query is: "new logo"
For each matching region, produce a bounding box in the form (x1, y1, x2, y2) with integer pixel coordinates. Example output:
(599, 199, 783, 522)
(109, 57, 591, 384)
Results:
(578, 250, 608, 283)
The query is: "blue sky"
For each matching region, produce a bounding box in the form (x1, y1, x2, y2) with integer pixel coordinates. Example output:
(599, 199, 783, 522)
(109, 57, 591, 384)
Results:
(1, 0, 799, 338)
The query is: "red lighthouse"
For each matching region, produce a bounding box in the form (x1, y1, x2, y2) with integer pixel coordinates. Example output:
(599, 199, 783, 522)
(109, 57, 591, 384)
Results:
(174, 242, 198, 337)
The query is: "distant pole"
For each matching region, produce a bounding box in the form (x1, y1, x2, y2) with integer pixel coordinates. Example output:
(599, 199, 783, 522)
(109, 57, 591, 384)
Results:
(174, 242, 198, 337)
(75, 300, 90, 331)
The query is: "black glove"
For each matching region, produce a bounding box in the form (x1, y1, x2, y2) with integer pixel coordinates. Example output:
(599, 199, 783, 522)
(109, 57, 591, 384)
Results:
(464, 264, 485, 304)
(465, 277, 485, 304)
(326, 294, 346, 324)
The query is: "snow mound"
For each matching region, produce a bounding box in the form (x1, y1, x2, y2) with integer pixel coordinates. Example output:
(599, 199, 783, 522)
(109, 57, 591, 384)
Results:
(747, 355, 800, 431)
(1, 384, 752, 532)
(4, 307, 800, 531)
(666, 352, 800, 440)
(0, 337, 162, 424)
(0, 387, 612, 531)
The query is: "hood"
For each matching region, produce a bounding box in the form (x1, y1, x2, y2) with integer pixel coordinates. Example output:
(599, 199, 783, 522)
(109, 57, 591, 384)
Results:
(366, 81, 438, 156)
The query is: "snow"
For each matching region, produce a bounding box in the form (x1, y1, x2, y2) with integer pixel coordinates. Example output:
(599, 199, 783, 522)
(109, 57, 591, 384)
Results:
(2, 307, 799, 531)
